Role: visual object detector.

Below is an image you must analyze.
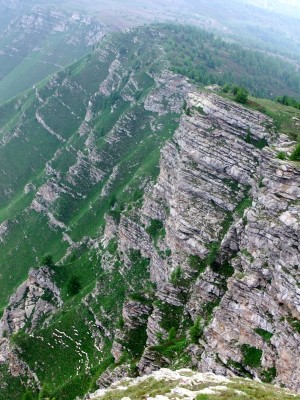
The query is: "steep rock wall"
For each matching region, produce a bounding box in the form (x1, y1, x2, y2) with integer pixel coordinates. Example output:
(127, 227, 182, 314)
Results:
(103, 90, 300, 390)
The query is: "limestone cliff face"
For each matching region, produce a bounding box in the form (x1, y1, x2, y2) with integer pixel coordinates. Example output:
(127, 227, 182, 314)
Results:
(103, 90, 300, 390)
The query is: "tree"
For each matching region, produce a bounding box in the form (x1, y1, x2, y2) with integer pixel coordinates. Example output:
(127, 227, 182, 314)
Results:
(67, 276, 82, 296)
(235, 87, 248, 104)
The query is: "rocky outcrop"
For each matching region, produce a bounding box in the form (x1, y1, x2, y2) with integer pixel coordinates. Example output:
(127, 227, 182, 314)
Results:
(87, 367, 300, 400)
(0, 267, 62, 337)
(0, 267, 61, 384)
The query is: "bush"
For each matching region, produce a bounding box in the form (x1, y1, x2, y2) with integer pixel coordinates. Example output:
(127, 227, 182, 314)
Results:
(106, 239, 118, 255)
(241, 344, 262, 368)
(277, 151, 287, 160)
(67, 276, 82, 296)
(165, 249, 172, 257)
(168, 327, 177, 341)
(232, 85, 239, 95)
(254, 328, 273, 342)
(189, 317, 203, 344)
(276, 95, 300, 109)
(222, 83, 231, 93)
(38, 384, 53, 400)
(261, 367, 277, 383)
(290, 143, 300, 161)
(41, 254, 54, 268)
(188, 255, 206, 273)
(146, 219, 165, 243)
(170, 266, 183, 286)
(22, 390, 35, 400)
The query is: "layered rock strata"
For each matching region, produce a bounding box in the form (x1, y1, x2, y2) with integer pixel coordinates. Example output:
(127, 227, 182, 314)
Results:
(105, 90, 300, 391)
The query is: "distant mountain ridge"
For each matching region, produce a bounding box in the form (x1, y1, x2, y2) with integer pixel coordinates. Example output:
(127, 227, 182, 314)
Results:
(0, 2, 108, 103)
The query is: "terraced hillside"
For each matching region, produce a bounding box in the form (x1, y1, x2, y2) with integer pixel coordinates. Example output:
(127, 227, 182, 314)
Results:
(0, 24, 299, 400)
(0, 26, 185, 307)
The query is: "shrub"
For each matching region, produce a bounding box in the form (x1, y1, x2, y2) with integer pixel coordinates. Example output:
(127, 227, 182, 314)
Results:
(106, 239, 118, 255)
(168, 327, 177, 341)
(188, 255, 206, 273)
(151, 337, 189, 362)
(222, 83, 231, 93)
(287, 317, 300, 333)
(116, 316, 124, 329)
(146, 219, 165, 243)
(165, 249, 171, 257)
(232, 85, 240, 95)
(254, 328, 273, 342)
(170, 266, 183, 286)
(38, 384, 53, 400)
(211, 260, 234, 278)
(22, 390, 35, 400)
(185, 107, 191, 116)
(261, 367, 277, 383)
